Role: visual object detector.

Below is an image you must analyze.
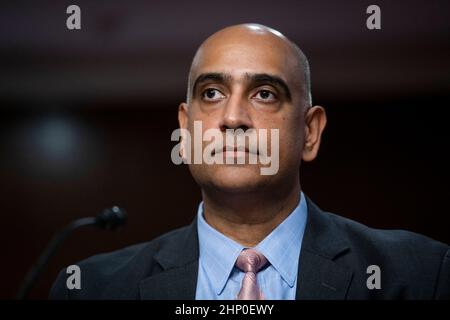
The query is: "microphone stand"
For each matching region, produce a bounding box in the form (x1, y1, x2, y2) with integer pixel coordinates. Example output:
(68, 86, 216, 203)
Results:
(17, 207, 126, 300)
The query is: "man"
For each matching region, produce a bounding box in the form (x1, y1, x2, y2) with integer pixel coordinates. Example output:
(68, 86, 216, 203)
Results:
(50, 24, 449, 300)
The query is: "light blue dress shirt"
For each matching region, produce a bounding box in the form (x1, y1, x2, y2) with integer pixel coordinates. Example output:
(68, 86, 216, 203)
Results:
(195, 192, 308, 300)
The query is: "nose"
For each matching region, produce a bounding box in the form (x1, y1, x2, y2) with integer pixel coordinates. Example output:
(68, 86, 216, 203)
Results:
(219, 94, 253, 132)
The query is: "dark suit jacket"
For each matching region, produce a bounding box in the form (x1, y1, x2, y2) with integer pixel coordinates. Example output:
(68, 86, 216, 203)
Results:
(50, 196, 450, 299)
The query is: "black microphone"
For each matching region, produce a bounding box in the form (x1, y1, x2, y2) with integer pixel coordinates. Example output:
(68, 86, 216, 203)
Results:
(95, 206, 127, 230)
(17, 206, 127, 300)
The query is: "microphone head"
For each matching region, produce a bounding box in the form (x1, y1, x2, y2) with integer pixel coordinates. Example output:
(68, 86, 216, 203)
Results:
(95, 206, 127, 230)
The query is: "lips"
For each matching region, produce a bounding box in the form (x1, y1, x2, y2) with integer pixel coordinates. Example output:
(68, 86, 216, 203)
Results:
(211, 146, 242, 156)
(223, 145, 249, 153)
(211, 145, 254, 156)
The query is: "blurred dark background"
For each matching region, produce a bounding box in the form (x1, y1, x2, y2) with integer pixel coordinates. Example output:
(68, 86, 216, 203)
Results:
(0, 0, 449, 299)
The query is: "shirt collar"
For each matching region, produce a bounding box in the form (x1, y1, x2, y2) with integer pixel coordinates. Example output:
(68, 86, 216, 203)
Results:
(197, 205, 244, 295)
(197, 192, 308, 295)
(255, 192, 308, 287)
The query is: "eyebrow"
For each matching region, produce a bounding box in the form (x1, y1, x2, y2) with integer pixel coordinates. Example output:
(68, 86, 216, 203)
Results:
(192, 72, 292, 101)
(192, 73, 232, 96)
(246, 73, 292, 100)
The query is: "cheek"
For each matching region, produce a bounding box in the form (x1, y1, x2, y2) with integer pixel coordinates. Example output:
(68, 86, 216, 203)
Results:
(278, 119, 304, 160)
(188, 106, 221, 128)
(255, 112, 302, 146)
(187, 116, 212, 133)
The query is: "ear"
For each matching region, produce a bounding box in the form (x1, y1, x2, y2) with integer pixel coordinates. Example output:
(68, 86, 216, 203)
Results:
(178, 102, 188, 130)
(178, 102, 189, 159)
(302, 105, 327, 162)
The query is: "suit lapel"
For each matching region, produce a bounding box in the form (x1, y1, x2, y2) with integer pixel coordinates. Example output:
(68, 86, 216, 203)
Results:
(296, 250, 353, 299)
(139, 218, 200, 300)
(296, 197, 353, 299)
(139, 261, 199, 299)
(138, 196, 353, 300)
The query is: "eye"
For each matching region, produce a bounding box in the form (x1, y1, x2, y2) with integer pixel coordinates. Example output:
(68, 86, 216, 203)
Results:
(253, 90, 277, 102)
(201, 88, 225, 101)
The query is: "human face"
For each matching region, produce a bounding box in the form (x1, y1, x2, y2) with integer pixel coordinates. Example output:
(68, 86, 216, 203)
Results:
(178, 29, 311, 194)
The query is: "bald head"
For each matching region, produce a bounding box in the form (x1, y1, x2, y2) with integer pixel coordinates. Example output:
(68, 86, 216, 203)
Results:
(178, 23, 327, 200)
(186, 23, 311, 106)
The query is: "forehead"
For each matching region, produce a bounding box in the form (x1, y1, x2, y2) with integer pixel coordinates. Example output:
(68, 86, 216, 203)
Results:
(191, 35, 299, 85)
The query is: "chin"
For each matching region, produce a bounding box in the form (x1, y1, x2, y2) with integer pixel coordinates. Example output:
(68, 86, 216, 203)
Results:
(207, 165, 271, 193)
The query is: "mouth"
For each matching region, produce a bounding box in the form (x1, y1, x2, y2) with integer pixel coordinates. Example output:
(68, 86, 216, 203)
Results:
(212, 145, 253, 157)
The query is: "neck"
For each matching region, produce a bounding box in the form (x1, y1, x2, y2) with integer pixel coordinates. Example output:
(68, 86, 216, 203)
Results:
(201, 182, 301, 247)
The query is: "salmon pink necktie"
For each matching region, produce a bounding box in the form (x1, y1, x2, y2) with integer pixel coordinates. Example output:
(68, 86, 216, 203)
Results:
(235, 248, 268, 300)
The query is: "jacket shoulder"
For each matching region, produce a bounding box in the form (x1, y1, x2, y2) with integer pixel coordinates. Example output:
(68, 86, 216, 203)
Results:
(326, 210, 448, 254)
(323, 210, 449, 299)
(49, 224, 192, 299)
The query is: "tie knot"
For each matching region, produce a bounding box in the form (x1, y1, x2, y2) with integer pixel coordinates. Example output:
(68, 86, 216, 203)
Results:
(235, 248, 268, 273)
